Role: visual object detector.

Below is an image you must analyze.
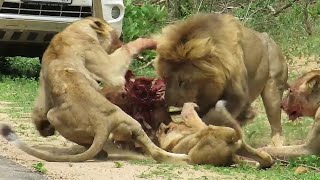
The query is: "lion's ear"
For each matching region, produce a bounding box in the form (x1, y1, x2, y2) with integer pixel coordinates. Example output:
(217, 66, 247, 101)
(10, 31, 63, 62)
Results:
(306, 74, 320, 93)
(90, 19, 105, 34)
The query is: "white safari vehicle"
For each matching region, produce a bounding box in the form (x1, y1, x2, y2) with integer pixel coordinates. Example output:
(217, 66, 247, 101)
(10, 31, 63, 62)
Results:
(0, 0, 124, 57)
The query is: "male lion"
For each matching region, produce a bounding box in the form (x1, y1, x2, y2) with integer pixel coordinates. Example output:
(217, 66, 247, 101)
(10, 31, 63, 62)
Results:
(157, 102, 274, 168)
(260, 70, 320, 158)
(0, 17, 189, 163)
(154, 13, 288, 146)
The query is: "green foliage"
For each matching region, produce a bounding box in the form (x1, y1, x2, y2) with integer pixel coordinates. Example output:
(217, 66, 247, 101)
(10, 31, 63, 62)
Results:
(114, 161, 124, 168)
(129, 159, 155, 165)
(129, 159, 319, 179)
(123, 0, 167, 42)
(32, 162, 47, 173)
(123, 0, 168, 68)
(137, 164, 180, 179)
(0, 75, 38, 117)
(0, 57, 40, 78)
(287, 155, 320, 168)
(130, 59, 156, 77)
(199, 163, 319, 180)
(239, 1, 320, 59)
(164, 0, 320, 60)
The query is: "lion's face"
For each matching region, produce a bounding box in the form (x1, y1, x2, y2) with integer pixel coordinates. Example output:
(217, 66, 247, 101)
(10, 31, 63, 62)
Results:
(281, 70, 320, 120)
(153, 15, 229, 110)
(157, 61, 206, 107)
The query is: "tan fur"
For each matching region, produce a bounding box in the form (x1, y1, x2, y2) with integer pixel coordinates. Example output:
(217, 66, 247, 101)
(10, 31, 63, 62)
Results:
(157, 102, 274, 168)
(0, 17, 189, 163)
(260, 70, 320, 159)
(154, 13, 288, 146)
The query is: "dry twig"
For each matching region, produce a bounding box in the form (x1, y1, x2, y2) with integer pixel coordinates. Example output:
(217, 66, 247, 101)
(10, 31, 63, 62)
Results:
(133, 60, 155, 71)
(273, 0, 300, 16)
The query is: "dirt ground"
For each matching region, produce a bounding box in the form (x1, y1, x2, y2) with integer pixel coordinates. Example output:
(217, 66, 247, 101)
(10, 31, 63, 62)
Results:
(0, 102, 236, 180)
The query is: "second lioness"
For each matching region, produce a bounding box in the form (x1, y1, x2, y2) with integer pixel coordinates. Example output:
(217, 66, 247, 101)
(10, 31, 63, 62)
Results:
(260, 70, 320, 159)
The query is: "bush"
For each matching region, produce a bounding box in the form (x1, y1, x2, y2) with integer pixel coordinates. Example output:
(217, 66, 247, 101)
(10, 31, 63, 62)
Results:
(123, 0, 168, 70)
(0, 57, 40, 78)
(164, 0, 320, 59)
(122, 0, 168, 42)
(231, 1, 320, 59)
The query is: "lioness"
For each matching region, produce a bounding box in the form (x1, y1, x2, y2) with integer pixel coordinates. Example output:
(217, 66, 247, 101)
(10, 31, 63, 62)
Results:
(154, 13, 288, 146)
(0, 17, 189, 163)
(157, 101, 274, 168)
(261, 70, 320, 158)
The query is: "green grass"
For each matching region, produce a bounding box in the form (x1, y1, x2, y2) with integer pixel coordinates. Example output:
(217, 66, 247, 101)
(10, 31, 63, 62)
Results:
(32, 162, 47, 174)
(129, 158, 319, 180)
(0, 75, 38, 118)
(199, 163, 319, 180)
(243, 103, 314, 147)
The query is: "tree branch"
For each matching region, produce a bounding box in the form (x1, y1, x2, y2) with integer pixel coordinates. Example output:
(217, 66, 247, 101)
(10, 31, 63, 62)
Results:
(303, 0, 313, 35)
(273, 0, 300, 16)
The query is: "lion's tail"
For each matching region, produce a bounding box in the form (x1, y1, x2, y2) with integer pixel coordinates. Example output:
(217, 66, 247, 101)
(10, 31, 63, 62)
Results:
(0, 123, 108, 162)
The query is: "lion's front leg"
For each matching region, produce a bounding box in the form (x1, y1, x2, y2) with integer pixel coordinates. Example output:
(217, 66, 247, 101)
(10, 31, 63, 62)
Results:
(261, 79, 284, 147)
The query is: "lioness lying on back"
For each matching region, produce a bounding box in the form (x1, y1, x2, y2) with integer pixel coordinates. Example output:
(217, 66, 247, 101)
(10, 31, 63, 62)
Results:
(157, 101, 274, 168)
(0, 17, 189, 163)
